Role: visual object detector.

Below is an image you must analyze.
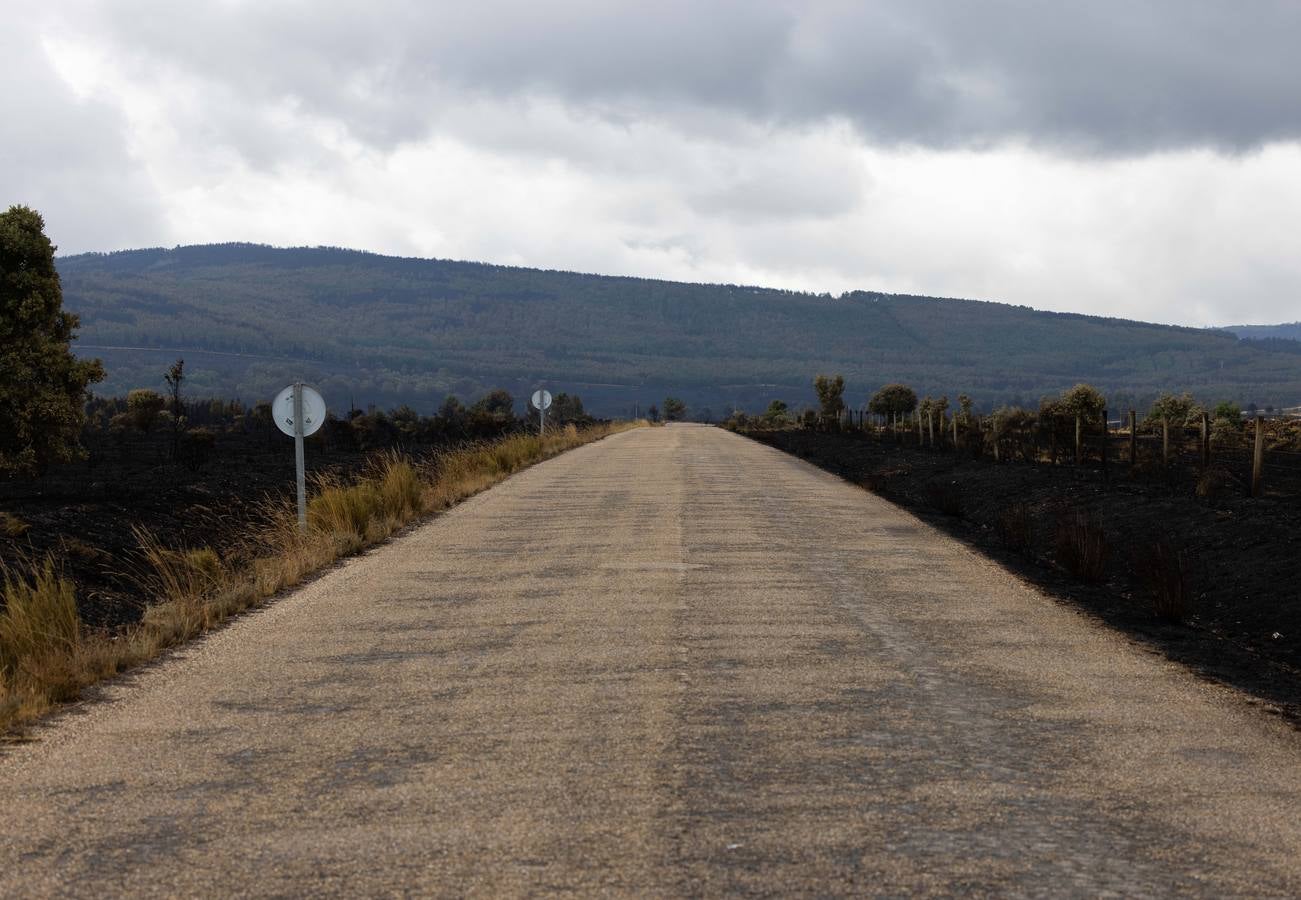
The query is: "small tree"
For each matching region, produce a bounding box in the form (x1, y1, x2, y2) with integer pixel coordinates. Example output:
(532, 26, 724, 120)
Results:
(0, 205, 105, 474)
(761, 399, 790, 427)
(1212, 401, 1241, 422)
(120, 389, 166, 434)
(662, 397, 686, 421)
(1059, 383, 1107, 424)
(1145, 392, 1201, 428)
(647, 403, 660, 423)
(813, 374, 845, 420)
(162, 358, 186, 460)
(958, 394, 975, 424)
(869, 383, 918, 420)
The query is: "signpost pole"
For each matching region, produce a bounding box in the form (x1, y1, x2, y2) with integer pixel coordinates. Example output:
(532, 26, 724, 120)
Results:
(293, 382, 307, 531)
(540, 404, 546, 436)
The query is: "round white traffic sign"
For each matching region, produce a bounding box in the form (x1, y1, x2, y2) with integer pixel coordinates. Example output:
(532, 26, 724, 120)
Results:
(273, 384, 326, 437)
(531, 389, 553, 411)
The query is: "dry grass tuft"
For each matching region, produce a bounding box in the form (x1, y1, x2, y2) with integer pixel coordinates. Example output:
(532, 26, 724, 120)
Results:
(1054, 510, 1108, 582)
(1, 511, 31, 538)
(0, 421, 640, 734)
(995, 503, 1033, 555)
(1134, 538, 1194, 623)
(0, 558, 83, 724)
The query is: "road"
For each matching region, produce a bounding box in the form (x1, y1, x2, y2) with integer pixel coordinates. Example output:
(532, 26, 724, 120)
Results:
(2, 424, 1300, 896)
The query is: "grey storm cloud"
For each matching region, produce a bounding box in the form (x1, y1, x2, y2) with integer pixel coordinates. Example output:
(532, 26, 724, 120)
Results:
(0, 21, 164, 250)
(67, 0, 1301, 156)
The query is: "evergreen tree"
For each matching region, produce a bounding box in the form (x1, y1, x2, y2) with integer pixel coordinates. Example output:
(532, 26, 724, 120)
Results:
(0, 206, 104, 474)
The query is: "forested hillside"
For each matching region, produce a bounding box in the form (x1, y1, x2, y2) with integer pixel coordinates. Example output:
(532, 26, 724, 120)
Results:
(58, 244, 1301, 416)
(1223, 323, 1301, 343)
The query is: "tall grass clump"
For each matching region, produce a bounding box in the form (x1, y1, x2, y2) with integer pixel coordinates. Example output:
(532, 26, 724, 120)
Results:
(0, 558, 83, 723)
(1, 558, 80, 684)
(1054, 509, 1108, 582)
(1134, 538, 1194, 623)
(995, 503, 1033, 555)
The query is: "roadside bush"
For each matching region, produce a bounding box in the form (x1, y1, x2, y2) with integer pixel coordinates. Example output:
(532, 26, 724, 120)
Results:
(995, 503, 1033, 554)
(1054, 510, 1107, 582)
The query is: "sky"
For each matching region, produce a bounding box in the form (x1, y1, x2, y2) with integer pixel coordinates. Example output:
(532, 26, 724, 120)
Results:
(5, 1, 1301, 327)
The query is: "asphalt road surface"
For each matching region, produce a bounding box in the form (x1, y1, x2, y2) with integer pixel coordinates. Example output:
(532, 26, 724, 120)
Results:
(3, 424, 1300, 897)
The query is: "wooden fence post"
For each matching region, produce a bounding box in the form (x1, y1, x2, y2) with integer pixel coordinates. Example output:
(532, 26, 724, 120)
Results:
(952, 414, 958, 451)
(1162, 418, 1170, 466)
(1252, 415, 1264, 498)
(1200, 412, 1210, 469)
(1074, 414, 1082, 465)
(1101, 409, 1109, 484)
(992, 419, 1000, 463)
(1129, 410, 1137, 468)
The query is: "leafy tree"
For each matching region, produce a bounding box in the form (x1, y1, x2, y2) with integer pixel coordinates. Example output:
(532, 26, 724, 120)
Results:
(662, 397, 686, 421)
(1212, 401, 1241, 422)
(761, 399, 790, 426)
(647, 403, 660, 423)
(471, 389, 514, 418)
(549, 392, 591, 426)
(1145, 391, 1201, 427)
(0, 205, 105, 474)
(932, 395, 950, 424)
(958, 393, 974, 423)
(1058, 383, 1107, 424)
(869, 383, 918, 418)
(813, 374, 845, 419)
(115, 389, 166, 433)
(390, 404, 421, 444)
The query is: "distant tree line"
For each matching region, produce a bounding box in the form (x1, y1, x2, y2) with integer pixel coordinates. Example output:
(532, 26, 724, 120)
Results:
(729, 374, 1269, 453)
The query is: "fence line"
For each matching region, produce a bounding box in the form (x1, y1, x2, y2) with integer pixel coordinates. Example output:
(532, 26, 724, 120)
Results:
(814, 408, 1301, 500)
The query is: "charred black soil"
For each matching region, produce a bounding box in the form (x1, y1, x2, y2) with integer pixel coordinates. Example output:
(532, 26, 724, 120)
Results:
(743, 428, 1301, 726)
(0, 426, 492, 631)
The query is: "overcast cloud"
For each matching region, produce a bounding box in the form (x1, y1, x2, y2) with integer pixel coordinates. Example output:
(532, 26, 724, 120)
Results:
(5, 1, 1301, 325)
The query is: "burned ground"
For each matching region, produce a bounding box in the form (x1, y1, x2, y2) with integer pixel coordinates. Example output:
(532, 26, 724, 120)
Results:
(744, 427, 1301, 726)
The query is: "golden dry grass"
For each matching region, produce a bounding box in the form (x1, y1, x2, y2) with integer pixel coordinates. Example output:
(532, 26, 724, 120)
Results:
(0, 422, 641, 735)
(1, 511, 30, 538)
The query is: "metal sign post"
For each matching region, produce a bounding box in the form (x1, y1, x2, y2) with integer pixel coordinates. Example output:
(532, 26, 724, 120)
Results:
(293, 383, 307, 529)
(531, 389, 553, 435)
(273, 383, 326, 532)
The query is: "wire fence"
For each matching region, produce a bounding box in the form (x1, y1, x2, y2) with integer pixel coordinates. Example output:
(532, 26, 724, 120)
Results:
(821, 409, 1301, 500)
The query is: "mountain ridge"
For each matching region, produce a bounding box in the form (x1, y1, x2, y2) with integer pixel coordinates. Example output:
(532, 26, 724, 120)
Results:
(57, 243, 1301, 416)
